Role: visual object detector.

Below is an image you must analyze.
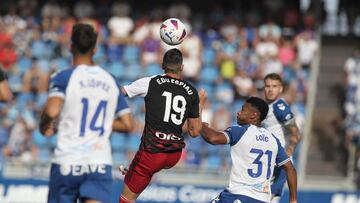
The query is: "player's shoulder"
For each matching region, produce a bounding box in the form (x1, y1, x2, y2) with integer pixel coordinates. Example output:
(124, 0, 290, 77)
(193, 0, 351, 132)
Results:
(50, 68, 75, 84)
(227, 124, 251, 134)
(272, 98, 291, 111)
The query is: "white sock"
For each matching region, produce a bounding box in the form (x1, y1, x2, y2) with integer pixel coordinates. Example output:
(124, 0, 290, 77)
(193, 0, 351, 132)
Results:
(271, 196, 281, 203)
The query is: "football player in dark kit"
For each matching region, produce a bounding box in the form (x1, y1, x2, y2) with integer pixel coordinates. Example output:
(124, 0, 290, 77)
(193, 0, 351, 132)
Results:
(119, 48, 206, 203)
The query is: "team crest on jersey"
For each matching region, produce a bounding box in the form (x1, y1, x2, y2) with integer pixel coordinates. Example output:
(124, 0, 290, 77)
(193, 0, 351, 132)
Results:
(233, 200, 242, 203)
(285, 113, 292, 120)
(277, 103, 286, 111)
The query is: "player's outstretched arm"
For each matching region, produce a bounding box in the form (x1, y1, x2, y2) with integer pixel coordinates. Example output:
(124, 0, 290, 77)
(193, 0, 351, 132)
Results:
(282, 161, 298, 203)
(200, 122, 228, 145)
(40, 97, 63, 137)
(285, 120, 301, 156)
(112, 113, 134, 132)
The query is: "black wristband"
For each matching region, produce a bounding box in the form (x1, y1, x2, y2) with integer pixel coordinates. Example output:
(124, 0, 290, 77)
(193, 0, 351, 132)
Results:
(0, 69, 7, 82)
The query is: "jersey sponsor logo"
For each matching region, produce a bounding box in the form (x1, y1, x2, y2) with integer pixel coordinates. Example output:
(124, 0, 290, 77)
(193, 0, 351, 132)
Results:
(277, 103, 286, 111)
(60, 164, 107, 176)
(155, 131, 182, 141)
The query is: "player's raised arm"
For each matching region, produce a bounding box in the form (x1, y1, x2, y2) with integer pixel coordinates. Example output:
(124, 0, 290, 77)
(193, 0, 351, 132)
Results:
(201, 122, 228, 145)
(281, 161, 298, 203)
(187, 89, 207, 137)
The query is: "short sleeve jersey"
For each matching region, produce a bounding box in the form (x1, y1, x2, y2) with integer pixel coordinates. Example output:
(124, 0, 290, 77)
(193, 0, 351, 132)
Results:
(222, 124, 290, 202)
(48, 65, 130, 165)
(123, 74, 199, 152)
(262, 98, 295, 147)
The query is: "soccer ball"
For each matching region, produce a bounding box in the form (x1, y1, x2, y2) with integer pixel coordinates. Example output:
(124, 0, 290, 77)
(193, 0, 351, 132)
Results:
(160, 18, 187, 46)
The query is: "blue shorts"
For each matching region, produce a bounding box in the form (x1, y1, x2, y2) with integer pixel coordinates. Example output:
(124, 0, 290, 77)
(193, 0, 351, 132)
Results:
(211, 190, 266, 203)
(47, 163, 112, 203)
(271, 166, 287, 196)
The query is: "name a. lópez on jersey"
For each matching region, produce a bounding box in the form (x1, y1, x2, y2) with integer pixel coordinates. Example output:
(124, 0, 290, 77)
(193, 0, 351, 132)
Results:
(79, 78, 110, 92)
(156, 77, 193, 95)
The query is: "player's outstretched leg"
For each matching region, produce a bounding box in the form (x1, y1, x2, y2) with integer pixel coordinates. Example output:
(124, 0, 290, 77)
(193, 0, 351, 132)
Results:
(119, 184, 138, 203)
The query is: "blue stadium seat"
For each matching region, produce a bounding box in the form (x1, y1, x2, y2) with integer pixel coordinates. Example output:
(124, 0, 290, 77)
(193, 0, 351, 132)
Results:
(33, 129, 48, 148)
(232, 99, 245, 118)
(145, 63, 162, 76)
(123, 45, 140, 63)
(108, 61, 125, 78)
(0, 127, 8, 147)
(94, 44, 107, 64)
(197, 83, 214, 101)
(31, 41, 47, 59)
(214, 82, 234, 104)
(186, 137, 203, 154)
(37, 59, 50, 73)
(127, 133, 141, 152)
(16, 93, 33, 109)
(110, 133, 127, 152)
(205, 154, 222, 170)
(123, 62, 142, 80)
(112, 151, 127, 165)
(184, 151, 201, 168)
(206, 143, 219, 155)
(53, 57, 70, 70)
(199, 65, 219, 84)
(17, 57, 32, 74)
(35, 93, 47, 109)
(38, 148, 52, 163)
(202, 48, 216, 65)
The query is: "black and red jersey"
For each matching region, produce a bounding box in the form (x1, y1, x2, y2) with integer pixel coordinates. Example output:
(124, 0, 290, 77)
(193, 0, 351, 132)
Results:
(123, 74, 199, 153)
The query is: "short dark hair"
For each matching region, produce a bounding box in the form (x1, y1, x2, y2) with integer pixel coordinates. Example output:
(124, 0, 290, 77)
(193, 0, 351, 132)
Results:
(71, 24, 97, 55)
(264, 73, 283, 85)
(162, 48, 183, 73)
(246, 97, 269, 121)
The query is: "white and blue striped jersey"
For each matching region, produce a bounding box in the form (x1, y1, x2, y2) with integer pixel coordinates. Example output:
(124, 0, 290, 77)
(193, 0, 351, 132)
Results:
(222, 124, 290, 202)
(48, 65, 130, 165)
(262, 98, 294, 148)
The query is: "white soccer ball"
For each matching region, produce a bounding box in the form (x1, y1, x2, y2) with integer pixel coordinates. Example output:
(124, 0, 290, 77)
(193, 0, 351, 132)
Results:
(160, 18, 187, 46)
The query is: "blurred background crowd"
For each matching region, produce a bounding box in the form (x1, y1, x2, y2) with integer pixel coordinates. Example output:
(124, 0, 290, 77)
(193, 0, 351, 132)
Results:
(0, 0, 356, 179)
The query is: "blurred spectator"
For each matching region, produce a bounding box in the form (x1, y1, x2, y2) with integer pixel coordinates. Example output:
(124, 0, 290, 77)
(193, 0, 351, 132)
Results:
(41, 0, 62, 18)
(295, 30, 318, 71)
(216, 20, 241, 80)
(258, 20, 282, 41)
(233, 69, 255, 99)
(261, 55, 283, 77)
(2, 114, 37, 162)
(74, 0, 94, 19)
(180, 25, 203, 82)
(168, 1, 192, 21)
(255, 36, 279, 60)
(212, 105, 232, 131)
(0, 40, 17, 70)
(140, 31, 161, 66)
(107, 0, 134, 44)
(22, 59, 48, 96)
(278, 37, 296, 67)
